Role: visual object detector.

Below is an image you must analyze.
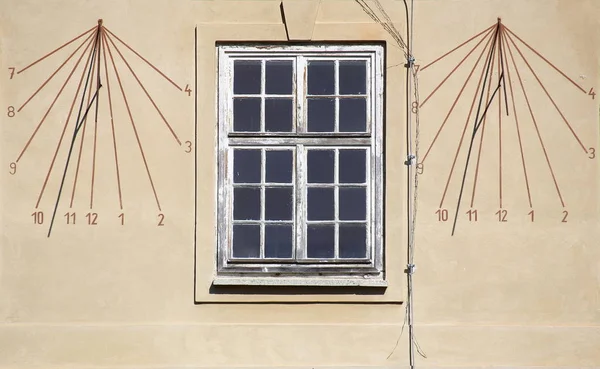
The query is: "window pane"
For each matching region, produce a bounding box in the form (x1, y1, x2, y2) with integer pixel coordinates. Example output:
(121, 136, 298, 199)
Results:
(266, 150, 293, 183)
(307, 149, 334, 184)
(339, 60, 366, 95)
(339, 98, 366, 132)
(307, 188, 334, 221)
(234, 60, 261, 94)
(232, 224, 260, 258)
(339, 187, 366, 221)
(339, 149, 366, 184)
(233, 187, 261, 220)
(265, 225, 293, 258)
(307, 225, 335, 258)
(266, 60, 293, 94)
(339, 224, 367, 258)
(265, 98, 293, 132)
(307, 98, 335, 132)
(233, 98, 261, 132)
(307, 61, 334, 95)
(265, 187, 293, 221)
(234, 149, 261, 183)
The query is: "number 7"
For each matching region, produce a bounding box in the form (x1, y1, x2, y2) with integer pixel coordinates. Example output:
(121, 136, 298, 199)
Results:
(8, 67, 15, 79)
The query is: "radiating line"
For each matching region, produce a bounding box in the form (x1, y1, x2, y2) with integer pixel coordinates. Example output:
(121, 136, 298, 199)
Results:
(421, 24, 495, 72)
(18, 32, 96, 113)
(35, 36, 97, 209)
(419, 29, 494, 108)
(505, 33, 565, 208)
(101, 31, 124, 210)
(438, 39, 492, 208)
(505, 32, 588, 154)
(504, 25, 586, 94)
(104, 26, 183, 91)
(497, 28, 503, 209)
(69, 45, 98, 208)
(501, 30, 533, 208)
(103, 32, 162, 211)
(104, 31, 182, 146)
(16, 35, 96, 163)
(421, 32, 494, 164)
(469, 39, 497, 208)
(90, 27, 104, 209)
(17, 26, 96, 74)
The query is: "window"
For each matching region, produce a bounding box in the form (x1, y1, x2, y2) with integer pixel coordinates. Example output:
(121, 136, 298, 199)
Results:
(215, 44, 385, 287)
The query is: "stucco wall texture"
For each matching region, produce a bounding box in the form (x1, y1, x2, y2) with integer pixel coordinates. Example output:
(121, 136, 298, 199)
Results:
(0, 0, 599, 368)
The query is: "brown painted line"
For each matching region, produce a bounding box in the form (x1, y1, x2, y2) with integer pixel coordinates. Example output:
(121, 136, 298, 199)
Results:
(103, 26, 183, 91)
(504, 25, 586, 94)
(17, 26, 96, 74)
(497, 29, 503, 209)
(17, 32, 96, 113)
(505, 34, 565, 208)
(469, 37, 498, 209)
(69, 42, 99, 209)
(16, 34, 97, 163)
(419, 28, 494, 108)
(101, 33, 124, 210)
(438, 37, 492, 209)
(421, 24, 495, 72)
(506, 32, 588, 154)
(103, 32, 162, 211)
(104, 32, 182, 146)
(90, 28, 103, 210)
(421, 32, 494, 164)
(501, 31, 533, 208)
(35, 37, 97, 209)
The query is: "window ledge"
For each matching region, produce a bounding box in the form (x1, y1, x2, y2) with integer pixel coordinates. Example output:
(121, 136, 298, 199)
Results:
(213, 276, 388, 287)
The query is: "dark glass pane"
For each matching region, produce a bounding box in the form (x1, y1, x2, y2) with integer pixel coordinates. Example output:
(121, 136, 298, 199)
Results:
(339, 224, 367, 258)
(233, 149, 261, 183)
(339, 187, 366, 221)
(307, 225, 335, 258)
(339, 61, 366, 95)
(339, 149, 366, 184)
(307, 149, 334, 183)
(266, 150, 293, 183)
(339, 98, 366, 132)
(307, 188, 334, 221)
(265, 187, 293, 221)
(233, 187, 261, 220)
(265, 225, 293, 258)
(234, 60, 261, 94)
(233, 98, 261, 132)
(265, 98, 293, 132)
(232, 224, 260, 258)
(307, 98, 335, 132)
(266, 60, 293, 94)
(307, 61, 334, 95)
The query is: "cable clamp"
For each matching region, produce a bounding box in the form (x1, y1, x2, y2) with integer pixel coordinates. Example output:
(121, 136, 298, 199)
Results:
(404, 154, 416, 166)
(406, 263, 416, 275)
(404, 55, 415, 68)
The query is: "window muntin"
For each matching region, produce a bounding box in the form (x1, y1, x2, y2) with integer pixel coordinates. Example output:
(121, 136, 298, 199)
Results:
(217, 45, 384, 284)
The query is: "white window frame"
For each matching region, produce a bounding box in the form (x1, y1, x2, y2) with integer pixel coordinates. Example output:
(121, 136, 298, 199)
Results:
(215, 44, 385, 287)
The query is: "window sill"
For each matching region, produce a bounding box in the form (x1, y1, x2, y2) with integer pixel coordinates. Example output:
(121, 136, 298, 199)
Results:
(212, 276, 388, 287)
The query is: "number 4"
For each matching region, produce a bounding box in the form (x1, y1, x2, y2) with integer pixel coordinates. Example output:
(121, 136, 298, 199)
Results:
(185, 84, 192, 96)
(589, 88, 596, 100)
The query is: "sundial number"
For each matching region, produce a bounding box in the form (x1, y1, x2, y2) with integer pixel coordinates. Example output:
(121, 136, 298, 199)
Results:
(184, 140, 192, 153)
(8, 67, 15, 79)
(528, 210, 535, 222)
(495, 209, 508, 222)
(436, 208, 449, 222)
(9, 162, 16, 175)
(414, 64, 421, 73)
(416, 163, 424, 175)
(588, 148, 596, 159)
(411, 102, 419, 114)
(158, 213, 165, 226)
(466, 209, 478, 222)
(7, 106, 15, 117)
(185, 84, 192, 96)
(64, 212, 76, 225)
(86, 212, 98, 225)
(31, 211, 44, 225)
(562, 210, 568, 223)
(589, 88, 596, 100)
(118, 213, 124, 225)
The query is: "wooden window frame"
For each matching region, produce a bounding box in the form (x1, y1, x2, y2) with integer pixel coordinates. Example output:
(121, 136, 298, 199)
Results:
(215, 44, 385, 287)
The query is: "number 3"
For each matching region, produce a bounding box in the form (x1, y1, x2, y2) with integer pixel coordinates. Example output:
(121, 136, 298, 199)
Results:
(589, 147, 596, 159)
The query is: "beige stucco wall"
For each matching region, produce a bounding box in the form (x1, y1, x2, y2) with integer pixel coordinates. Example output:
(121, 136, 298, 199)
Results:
(0, 0, 599, 368)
